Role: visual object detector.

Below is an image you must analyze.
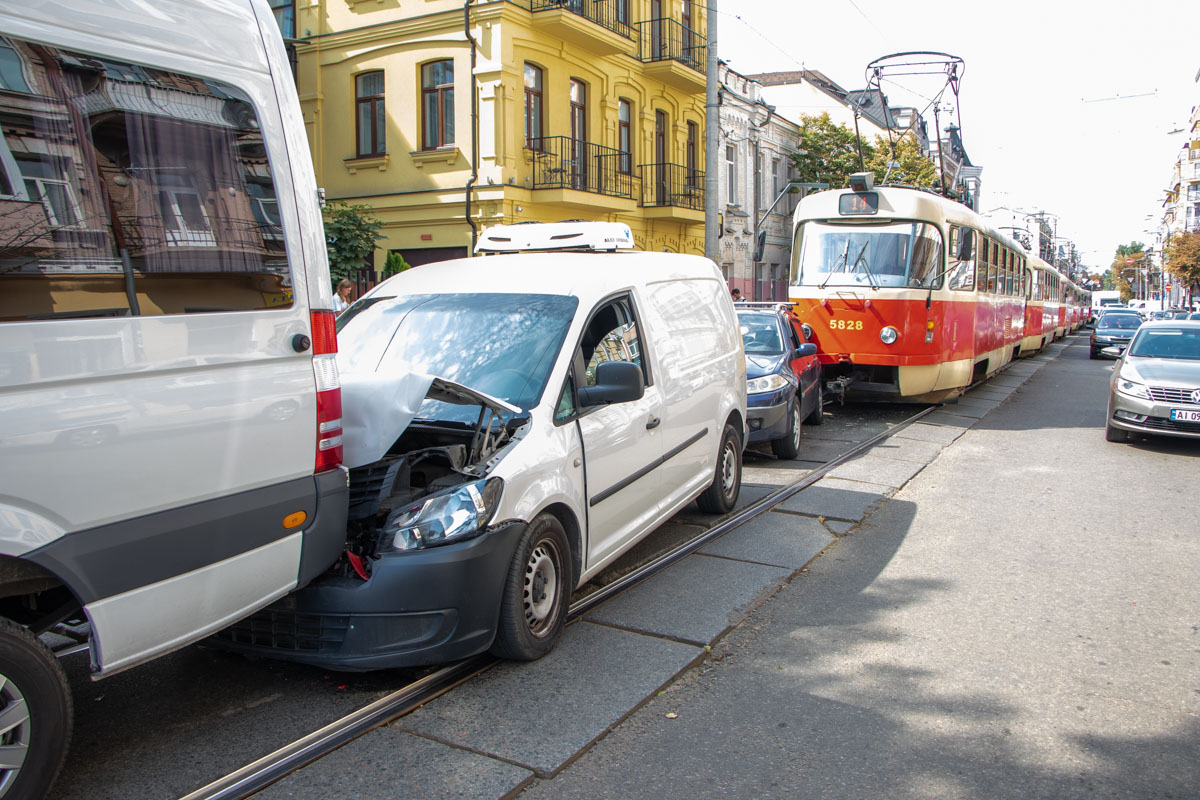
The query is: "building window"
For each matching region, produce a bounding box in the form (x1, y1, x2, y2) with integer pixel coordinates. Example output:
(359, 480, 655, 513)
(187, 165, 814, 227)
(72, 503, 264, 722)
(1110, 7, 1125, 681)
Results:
(772, 158, 781, 206)
(0, 38, 30, 93)
(422, 60, 454, 150)
(726, 144, 736, 204)
(618, 99, 632, 174)
(157, 173, 215, 247)
(755, 153, 764, 206)
(524, 63, 543, 149)
(686, 121, 698, 187)
(1187, 184, 1200, 202)
(614, 0, 629, 25)
(355, 71, 385, 157)
(268, 0, 295, 39)
(17, 157, 81, 228)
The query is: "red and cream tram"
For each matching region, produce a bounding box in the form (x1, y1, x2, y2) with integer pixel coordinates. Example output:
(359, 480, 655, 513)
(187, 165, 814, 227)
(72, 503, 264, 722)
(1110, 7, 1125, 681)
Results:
(788, 179, 1071, 403)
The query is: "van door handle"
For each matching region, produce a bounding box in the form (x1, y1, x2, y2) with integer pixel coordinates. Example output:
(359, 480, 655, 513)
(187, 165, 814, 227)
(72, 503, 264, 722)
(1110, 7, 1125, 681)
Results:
(646, 416, 661, 430)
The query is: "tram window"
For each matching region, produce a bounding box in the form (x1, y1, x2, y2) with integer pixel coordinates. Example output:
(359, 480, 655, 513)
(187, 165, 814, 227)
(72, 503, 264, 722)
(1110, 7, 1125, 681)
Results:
(790, 220, 943, 288)
(987, 242, 999, 294)
(948, 226, 975, 291)
(975, 237, 989, 292)
(1005, 251, 1015, 296)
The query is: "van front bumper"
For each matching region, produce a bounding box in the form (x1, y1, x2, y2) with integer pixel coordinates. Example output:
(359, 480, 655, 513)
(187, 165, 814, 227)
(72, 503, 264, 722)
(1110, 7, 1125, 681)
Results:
(212, 520, 527, 670)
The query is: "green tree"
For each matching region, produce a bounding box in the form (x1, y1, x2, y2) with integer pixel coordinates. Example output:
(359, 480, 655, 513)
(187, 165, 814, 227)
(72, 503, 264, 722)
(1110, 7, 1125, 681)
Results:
(383, 250, 411, 278)
(1111, 242, 1146, 302)
(865, 132, 938, 189)
(1164, 231, 1200, 294)
(791, 113, 874, 189)
(323, 202, 384, 284)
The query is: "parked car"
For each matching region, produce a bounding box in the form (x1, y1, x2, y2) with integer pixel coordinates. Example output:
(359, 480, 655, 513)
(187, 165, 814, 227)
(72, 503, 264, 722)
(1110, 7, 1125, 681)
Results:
(736, 303, 822, 458)
(1090, 312, 1142, 358)
(1105, 321, 1200, 442)
(216, 222, 748, 669)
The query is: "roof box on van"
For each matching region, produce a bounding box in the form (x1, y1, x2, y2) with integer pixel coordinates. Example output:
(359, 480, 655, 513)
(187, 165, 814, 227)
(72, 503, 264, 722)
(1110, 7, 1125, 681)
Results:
(475, 221, 634, 253)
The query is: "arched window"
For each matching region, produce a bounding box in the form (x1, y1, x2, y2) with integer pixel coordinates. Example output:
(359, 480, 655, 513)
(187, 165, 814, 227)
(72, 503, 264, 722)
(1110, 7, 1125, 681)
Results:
(355, 71, 385, 157)
(422, 60, 454, 150)
(618, 99, 632, 174)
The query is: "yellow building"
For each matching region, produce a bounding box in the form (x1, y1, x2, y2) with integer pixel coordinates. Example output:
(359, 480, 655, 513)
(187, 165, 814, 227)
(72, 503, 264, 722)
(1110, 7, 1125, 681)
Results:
(289, 0, 707, 271)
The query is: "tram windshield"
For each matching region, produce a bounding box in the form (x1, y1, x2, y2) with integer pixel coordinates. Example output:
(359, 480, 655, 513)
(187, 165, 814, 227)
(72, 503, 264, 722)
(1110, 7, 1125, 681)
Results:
(792, 221, 944, 289)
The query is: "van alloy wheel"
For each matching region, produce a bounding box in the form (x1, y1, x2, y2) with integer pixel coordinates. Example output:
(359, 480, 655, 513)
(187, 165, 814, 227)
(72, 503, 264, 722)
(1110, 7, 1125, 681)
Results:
(0, 621, 71, 800)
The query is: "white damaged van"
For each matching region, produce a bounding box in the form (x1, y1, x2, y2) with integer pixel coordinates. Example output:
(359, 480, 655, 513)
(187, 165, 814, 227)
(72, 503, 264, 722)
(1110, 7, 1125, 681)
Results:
(218, 222, 747, 669)
(0, 2, 348, 795)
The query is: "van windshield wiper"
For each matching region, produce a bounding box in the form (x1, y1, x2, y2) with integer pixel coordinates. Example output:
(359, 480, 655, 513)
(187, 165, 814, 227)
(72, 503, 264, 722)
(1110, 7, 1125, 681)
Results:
(819, 239, 852, 289)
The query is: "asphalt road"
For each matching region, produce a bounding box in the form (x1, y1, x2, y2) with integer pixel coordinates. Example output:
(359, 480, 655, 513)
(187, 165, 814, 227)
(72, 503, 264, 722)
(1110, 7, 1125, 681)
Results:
(517, 338, 1200, 799)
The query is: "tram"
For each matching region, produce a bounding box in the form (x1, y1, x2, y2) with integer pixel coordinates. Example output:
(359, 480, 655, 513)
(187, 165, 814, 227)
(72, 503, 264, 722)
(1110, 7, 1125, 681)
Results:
(788, 178, 1077, 403)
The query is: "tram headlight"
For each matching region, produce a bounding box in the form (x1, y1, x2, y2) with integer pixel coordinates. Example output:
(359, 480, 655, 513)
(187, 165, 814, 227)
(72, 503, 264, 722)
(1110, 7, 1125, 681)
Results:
(880, 326, 899, 345)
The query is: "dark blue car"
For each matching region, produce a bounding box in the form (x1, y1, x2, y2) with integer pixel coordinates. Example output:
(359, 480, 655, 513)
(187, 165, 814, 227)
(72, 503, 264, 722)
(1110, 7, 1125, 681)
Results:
(736, 304, 823, 459)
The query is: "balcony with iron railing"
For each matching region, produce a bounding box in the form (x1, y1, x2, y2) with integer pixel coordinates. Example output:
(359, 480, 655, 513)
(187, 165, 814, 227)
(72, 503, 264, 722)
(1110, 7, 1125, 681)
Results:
(638, 162, 704, 222)
(525, 0, 634, 55)
(527, 136, 636, 203)
(636, 18, 706, 91)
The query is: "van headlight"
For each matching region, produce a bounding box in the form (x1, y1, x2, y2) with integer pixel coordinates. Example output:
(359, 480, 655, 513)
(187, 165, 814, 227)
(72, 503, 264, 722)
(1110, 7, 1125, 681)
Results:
(746, 374, 791, 394)
(1115, 377, 1149, 400)
(383, 477, 503, 551)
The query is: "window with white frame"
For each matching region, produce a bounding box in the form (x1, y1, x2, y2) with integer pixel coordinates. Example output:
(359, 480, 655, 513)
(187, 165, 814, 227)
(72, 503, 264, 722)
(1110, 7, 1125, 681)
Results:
(157, 173, 215, 247)
(726, 144, 737, 204)
(17, 157, 81, 227)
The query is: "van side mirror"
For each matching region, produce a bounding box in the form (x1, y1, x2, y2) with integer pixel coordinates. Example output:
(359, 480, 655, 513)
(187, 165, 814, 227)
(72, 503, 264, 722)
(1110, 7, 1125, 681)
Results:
(577, 361, 645, 407)
(793, 343, 817, 358)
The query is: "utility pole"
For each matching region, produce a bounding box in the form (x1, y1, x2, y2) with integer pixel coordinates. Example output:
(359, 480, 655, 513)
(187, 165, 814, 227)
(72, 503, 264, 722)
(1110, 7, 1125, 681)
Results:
(704, 0, 718, 261)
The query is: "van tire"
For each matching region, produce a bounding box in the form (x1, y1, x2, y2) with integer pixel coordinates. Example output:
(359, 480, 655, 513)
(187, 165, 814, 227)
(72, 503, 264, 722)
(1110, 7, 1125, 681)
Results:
(697, 424, 742, 514)
(0, 619, 72, 800)
(491, 514, 572, 661)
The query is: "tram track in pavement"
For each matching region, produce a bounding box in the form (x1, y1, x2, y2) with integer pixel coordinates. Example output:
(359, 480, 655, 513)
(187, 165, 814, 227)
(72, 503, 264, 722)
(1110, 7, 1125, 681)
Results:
(179, 400, 940, 800)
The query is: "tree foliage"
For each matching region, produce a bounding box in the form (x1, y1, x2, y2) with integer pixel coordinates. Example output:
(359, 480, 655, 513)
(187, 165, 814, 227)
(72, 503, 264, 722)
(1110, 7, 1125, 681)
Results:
(865, 132, 939, 189)
(1111, 242, 1147, 302)
(383, 250, 411, 277)
(323, 202, 384, 283)
(1164, 231, 1200, 290)
(791, 113, 873, 189)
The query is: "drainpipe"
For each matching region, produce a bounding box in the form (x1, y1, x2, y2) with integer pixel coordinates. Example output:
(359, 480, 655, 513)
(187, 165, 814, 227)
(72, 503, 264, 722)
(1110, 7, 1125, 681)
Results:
(464, 0, 479, 253)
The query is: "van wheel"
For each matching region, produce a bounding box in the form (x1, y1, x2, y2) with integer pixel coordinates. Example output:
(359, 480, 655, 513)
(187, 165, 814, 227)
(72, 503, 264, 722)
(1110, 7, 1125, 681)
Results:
(697, 424, 742, 514)
(0, 620, 72, 800)
(771, 404, 802, 460)
(491, 514, 572, 661)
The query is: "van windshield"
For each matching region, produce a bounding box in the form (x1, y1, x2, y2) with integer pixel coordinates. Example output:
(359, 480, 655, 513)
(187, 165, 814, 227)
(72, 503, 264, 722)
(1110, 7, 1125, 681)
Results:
(338, 293, 577, 422)
(792, 220, 943, 289)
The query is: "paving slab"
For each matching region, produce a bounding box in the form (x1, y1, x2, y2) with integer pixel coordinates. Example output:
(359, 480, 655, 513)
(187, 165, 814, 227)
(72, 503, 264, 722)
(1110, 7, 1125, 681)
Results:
(962, 388, 1010, 402)
(866, 437, 944, 464)
(700, 511, 833, 569)
(256, 727, 531, 800)
(773, 476, 891, 521)
(891, 422, 965, 445)
(920, 410, 978, 428)
(671, 483, 775, 525)
(823, 519, 855, 535)
(740, 463, 819, 487)
(587, 554, 791, 645)
(826, 453, 929, 488)
(399, 622, 699, 775)
(985, 376, 1027, 389)
(936, 399, 998, 419)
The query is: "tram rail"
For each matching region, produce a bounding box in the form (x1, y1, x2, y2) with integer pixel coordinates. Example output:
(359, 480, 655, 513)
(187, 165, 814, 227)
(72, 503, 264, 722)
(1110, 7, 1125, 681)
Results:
(180, 402, 939, 800)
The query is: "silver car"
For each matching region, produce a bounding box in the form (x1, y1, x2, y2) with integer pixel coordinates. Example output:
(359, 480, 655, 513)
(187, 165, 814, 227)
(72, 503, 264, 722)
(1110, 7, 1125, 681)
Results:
(1105, 320, 1200, 442)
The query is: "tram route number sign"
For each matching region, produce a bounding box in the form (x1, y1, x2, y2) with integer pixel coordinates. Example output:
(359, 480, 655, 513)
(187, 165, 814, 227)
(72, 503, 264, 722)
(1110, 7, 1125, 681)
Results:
(840, 191, 879, 215)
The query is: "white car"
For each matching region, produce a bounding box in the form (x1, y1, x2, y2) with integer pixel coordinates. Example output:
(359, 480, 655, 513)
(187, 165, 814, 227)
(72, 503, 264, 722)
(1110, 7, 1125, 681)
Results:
(218, 222, 748, 669)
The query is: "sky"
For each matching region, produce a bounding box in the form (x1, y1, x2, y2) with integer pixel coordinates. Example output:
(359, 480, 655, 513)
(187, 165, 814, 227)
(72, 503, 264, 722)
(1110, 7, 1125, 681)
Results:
(711, 0, 1199, 274)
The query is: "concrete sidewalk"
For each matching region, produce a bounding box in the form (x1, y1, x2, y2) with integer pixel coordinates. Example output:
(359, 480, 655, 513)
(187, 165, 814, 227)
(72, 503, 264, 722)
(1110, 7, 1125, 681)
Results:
(257, 336, 1199, 799)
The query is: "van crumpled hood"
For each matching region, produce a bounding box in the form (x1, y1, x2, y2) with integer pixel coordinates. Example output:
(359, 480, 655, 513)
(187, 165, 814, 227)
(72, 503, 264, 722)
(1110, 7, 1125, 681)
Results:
(340, 372, 519, 469)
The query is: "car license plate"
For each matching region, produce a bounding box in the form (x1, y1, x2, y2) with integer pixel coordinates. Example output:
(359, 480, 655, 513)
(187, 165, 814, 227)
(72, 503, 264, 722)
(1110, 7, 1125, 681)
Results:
(1169, 408, 1200, 422)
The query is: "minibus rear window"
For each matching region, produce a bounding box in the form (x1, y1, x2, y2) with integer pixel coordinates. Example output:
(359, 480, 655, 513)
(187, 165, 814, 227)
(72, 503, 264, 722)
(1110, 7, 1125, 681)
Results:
(0, 38, 294, 322)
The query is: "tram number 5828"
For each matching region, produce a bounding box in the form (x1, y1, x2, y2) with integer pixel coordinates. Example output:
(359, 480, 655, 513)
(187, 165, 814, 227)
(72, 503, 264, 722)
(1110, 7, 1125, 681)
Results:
(829, 319, 865, 331)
